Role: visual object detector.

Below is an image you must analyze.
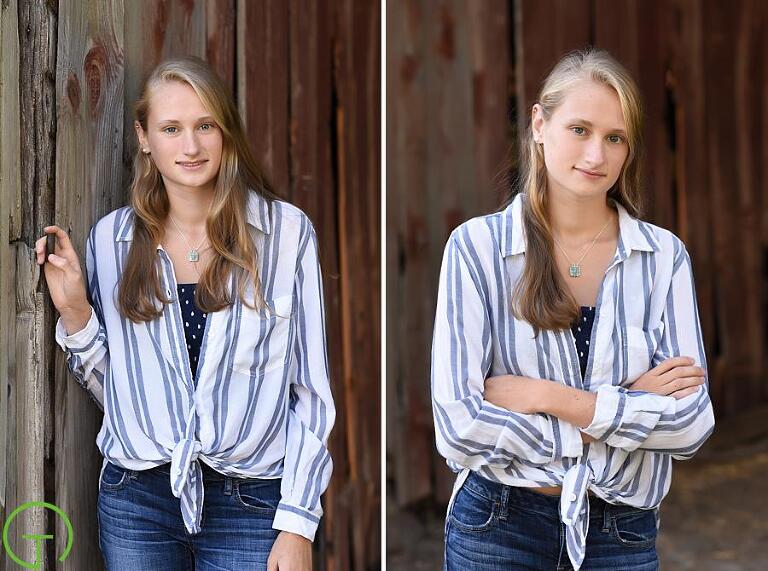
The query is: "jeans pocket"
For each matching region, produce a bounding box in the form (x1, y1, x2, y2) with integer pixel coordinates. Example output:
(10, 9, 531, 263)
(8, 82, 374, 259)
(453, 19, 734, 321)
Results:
(611, 508, 658, 548)
(100, 462, 131, 492)
(448, 484, 498, 533)
(234, 479, 281, 514)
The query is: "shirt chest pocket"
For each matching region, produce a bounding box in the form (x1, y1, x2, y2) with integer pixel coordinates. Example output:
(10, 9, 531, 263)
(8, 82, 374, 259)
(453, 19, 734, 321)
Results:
(623, 322, 665, 384)
(230, 293, 294, 375)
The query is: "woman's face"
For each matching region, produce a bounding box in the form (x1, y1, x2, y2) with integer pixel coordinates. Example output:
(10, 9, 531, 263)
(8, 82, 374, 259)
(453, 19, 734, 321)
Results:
(532, 80, 630, 201)
(135, 81, 223, 195)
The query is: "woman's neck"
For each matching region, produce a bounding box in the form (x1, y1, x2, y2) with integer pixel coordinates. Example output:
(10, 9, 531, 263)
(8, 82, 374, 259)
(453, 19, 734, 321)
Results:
(164, 186, 215, 231)
(548, 192, 617, 246)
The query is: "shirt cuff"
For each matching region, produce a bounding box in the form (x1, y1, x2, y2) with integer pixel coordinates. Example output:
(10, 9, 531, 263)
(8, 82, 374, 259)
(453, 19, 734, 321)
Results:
(55, 306, 98, 351)
(558, 418, 585, 459)
(272, 502, 322, 542)
(582, 385, 673, 450)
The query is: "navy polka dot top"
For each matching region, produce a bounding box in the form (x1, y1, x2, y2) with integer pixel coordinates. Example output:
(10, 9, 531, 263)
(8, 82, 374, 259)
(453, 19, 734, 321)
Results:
(177, 283, 208, 382)
(571, 306, 596, 379)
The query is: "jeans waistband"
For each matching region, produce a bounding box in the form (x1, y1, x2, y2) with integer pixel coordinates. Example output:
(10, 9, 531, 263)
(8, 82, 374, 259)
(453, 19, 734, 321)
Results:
(132, 460, 276, 484)
(463, 471, 655, 521)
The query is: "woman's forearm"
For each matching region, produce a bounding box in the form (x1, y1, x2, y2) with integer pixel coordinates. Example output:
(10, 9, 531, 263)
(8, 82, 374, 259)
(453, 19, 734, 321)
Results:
(484, 375, 596, 428)
(537, 382, 597, 428)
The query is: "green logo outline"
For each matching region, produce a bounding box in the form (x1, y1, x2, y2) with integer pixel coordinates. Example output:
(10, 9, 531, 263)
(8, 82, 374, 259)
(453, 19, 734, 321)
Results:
(2, 501, 73, 569)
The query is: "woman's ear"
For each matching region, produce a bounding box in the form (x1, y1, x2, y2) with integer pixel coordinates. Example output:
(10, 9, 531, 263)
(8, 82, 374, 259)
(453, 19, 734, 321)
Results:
(135, 121, 149, 151)
(531, 104, 544, 144)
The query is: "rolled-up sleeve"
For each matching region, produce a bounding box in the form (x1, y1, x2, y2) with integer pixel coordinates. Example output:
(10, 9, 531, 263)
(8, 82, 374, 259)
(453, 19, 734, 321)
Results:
(583, 241, 715, 459)
(272, 218, 335, 541)
(431, 230, 584, 470)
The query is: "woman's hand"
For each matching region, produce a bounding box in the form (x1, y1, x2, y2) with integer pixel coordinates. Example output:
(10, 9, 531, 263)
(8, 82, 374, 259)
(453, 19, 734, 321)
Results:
(35, 226, 91, 334)
(267, 531, 312, 571)
(484, 375, 545, 414)
(629, 357, 705, 399)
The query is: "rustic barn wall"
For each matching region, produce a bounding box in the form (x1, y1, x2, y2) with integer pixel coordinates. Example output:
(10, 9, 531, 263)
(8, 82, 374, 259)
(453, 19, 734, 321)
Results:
(0, 1, 380, 569)
(387, 0, 768, 509)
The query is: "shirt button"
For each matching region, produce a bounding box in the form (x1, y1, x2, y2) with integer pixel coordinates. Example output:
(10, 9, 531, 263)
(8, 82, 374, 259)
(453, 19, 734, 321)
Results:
(570, 494, 577, 502)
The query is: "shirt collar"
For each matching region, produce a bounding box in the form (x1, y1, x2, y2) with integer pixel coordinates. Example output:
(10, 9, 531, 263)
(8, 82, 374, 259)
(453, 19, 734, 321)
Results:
(115, 190, 272, 243)
(500, 192, 660, 258)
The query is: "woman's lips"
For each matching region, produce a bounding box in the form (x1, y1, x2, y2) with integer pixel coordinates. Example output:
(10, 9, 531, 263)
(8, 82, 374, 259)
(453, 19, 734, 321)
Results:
(177, 160, 208, 170)
(574, 167, 606, 179)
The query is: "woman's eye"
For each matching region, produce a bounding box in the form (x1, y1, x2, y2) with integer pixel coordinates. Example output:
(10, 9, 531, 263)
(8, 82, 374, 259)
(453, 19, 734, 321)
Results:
(200, 123, 215, 131)
(608, 135, 624, 144)
(571, 126, 586, 136)
(163, 126, 178, 134)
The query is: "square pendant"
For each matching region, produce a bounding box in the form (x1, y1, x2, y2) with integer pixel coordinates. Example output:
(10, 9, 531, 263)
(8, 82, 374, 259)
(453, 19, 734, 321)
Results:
(569, 264, 581, 278)
(188, 250, 199, 262)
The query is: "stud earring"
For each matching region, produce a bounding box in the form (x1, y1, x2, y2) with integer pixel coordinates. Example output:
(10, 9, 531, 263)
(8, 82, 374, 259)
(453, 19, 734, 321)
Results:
(142, 148, 150, 154)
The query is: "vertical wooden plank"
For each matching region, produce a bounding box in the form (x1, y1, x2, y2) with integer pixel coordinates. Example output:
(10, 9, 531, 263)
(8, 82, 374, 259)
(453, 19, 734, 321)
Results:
(54, 0, 126, 568)
(593, 0, 676, 229)
(123, 0, 207, 198)
(761, 3, 768, 403)
(206, 0, 236, 94)
(286, 2, 351, 569)
(388, 0, 510, 510)
(237, 0, 290, 194)
(0, 2, 21, 568)
(515, 0, 591, 137)
(697, 0, 762, 415)
(386, 0, 428, 509)
(333, 0, 381, 568)
(0, 0, 22, 519)
(10, 248, 47, 568)
(5, 1, 59, 568)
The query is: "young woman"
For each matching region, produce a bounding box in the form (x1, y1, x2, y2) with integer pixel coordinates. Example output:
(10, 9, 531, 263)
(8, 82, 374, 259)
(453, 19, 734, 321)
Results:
(37, 56, 334, 571)
(431, 49, 715, 570)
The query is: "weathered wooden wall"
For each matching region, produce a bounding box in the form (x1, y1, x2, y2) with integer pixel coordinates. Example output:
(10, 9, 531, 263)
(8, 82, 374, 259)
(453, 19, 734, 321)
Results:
(387, 0, 768, 509)
(0, 1, 380, 570)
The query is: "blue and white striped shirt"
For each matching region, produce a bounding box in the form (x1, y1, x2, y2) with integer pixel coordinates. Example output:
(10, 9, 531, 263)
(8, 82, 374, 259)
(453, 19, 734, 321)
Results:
(55, 191, 335, 541)
(431, 193, 715, 570)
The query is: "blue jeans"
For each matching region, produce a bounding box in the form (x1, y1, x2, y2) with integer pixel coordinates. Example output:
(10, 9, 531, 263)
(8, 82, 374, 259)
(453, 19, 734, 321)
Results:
(97, 460, 281, 570)
(445, 472, 659, 570)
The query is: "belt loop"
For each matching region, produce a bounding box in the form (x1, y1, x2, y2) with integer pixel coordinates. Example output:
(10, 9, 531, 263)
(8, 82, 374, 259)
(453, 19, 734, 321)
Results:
(224, 476, 233, 496)
(602, 502, 612, 533)
(498, 485, 510, 521)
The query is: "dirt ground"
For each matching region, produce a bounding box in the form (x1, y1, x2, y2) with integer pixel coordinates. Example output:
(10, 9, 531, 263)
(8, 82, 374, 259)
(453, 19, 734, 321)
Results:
(387, 410, 768, 570)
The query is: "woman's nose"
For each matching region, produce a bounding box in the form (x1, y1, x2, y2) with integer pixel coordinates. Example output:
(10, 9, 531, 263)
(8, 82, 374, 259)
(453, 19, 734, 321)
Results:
(182, 132, 200, 155)
(583, 139, 606, 166)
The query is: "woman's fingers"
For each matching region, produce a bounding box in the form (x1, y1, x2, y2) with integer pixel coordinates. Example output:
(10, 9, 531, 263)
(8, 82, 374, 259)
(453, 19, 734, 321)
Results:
(42, 225, 75, 257)
(45, 253, 70, 269)
(35, 235, 47, 264)
(669, 386, 701, 400)
(652, 356, 695, 375)
(660, 365, 706, 386)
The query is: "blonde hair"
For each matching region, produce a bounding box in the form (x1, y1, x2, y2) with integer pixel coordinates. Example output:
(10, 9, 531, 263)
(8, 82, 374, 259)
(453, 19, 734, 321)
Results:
(511, 48, 644, 331)
(118, 56, 277, 322)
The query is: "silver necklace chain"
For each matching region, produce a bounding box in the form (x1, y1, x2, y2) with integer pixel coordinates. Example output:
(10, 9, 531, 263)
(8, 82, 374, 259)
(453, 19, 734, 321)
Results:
(168, 213, 207, 264)
(552, 216, 612, 278)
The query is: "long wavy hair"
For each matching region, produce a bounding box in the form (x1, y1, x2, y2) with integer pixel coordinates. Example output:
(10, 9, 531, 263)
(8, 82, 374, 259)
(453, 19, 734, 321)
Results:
(118, 56, 278, 323)
(510, 48, 644, 332)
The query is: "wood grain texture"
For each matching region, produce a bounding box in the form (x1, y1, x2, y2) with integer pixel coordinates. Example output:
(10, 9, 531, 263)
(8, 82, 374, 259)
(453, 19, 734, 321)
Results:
(237, 0, 290, 194)
(53, 0, 126, 568)
(387, 0, 507, 508)
(333, 2, 381, 567)
(123, 0, 207, 199)
(0, 0, 22, 520)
